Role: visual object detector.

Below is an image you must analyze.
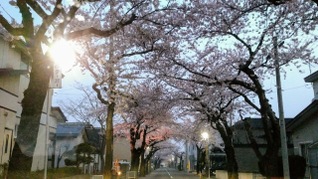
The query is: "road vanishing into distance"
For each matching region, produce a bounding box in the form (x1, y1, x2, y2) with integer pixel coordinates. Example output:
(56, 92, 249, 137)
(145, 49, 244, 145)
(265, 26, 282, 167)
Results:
(142, 167, 201, 179)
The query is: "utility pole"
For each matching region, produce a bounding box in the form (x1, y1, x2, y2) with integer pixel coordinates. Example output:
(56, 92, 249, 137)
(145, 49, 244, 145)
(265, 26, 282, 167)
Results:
(273, 36, 290, 179)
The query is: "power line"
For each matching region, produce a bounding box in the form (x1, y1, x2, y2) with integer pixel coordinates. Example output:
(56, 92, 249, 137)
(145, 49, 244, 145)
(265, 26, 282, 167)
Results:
(0, 3, 15, 21)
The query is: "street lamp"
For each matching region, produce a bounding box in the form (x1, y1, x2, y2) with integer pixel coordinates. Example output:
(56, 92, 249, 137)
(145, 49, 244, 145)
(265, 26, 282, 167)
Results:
(201, 132, 210, 179)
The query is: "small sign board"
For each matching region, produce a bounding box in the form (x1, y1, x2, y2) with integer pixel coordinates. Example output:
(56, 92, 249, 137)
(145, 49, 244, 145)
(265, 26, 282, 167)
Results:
(50, 65, 62, 88)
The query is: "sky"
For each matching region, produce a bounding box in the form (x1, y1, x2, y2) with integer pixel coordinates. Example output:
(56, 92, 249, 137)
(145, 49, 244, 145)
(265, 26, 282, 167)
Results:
(265, 64, 316, 118)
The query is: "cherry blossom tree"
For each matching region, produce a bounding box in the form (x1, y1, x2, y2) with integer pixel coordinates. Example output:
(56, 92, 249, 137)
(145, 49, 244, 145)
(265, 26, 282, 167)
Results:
(165, 79, 242, 179)
(115, 82, 174, 175)
(145, 1, 318, 177)
(0, 0, 137, 173)
(176, 117, 224, 174)
(64, 1, 184, 177)
(0, 0, 185, 176)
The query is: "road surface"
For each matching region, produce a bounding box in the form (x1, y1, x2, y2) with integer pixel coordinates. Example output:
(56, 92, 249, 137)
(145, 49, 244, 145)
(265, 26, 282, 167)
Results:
(142, 168, 200, 179)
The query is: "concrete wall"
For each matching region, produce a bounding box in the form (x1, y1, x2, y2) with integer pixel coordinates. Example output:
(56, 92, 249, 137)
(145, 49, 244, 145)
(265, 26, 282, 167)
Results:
(291, 110, 318, 155)
(216, 170, 266, 179)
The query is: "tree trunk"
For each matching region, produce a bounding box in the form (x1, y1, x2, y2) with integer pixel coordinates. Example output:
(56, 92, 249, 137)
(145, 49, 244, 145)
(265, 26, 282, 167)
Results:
(99, 138, 105, 173)
(139, 150, 146, 177)
(196, 145, 202, 174)
(259, 144, 281, 177)
(145, 159, 149, 174)
(8, 51, 52, 172)
(215, 120, 239, 179)
(240, 66, 282, 177)
(104, 102, 115, 179)
(130, 150, 140, 172)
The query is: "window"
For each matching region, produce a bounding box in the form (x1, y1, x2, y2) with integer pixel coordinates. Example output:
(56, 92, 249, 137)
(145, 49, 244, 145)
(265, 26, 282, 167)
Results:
(299, 142, 312, 159)
(5, 134, 9, 153)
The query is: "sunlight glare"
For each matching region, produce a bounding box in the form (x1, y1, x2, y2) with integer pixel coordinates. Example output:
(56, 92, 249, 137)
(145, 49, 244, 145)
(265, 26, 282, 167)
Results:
(50, 39, 77, 73)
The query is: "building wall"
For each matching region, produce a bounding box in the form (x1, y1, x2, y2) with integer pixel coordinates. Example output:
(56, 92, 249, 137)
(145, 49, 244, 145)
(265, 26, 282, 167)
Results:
(31, 112, 58, 171)
(0, 37, 59, 172)
(291, 110, 318, 179)
(54, 134, 86, 168)
(0, 38, 23, 165)
(291, 111, 318, 155)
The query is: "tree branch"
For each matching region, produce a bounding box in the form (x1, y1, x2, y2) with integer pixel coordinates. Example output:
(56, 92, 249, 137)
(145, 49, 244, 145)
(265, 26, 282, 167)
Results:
(17, 0, 34, 42)
(0, 15, 24, 36)
(65, 14, 137, 39)
(92, 83, 108, 104)
(26, 0, 48, 19)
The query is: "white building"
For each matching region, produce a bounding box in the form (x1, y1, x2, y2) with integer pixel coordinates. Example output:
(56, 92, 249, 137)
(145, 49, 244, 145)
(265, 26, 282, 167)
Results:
(0, 36, 64, 172)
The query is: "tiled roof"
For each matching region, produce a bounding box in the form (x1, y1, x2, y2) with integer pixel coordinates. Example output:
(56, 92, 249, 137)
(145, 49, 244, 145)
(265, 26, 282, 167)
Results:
(233, 117, 293, 130)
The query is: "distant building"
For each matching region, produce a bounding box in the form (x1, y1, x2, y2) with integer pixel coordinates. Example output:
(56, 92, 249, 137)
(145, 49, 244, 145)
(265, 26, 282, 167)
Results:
(54, 122, 104, 174)
(54, 122, 88, 168)
(113, 136, 131, 163)
(232, 117, 293, 173)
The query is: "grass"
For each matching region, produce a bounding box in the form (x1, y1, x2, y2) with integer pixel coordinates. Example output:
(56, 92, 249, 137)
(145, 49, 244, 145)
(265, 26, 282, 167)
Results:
(7, 167, 88, 179)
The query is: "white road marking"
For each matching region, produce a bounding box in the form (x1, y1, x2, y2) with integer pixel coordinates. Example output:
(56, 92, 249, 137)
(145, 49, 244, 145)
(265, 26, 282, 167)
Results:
(165, 168, 173, 178)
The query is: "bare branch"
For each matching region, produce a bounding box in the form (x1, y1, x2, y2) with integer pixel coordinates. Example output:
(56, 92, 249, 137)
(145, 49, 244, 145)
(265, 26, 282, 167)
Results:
(66, 14, 137, 39)
(0, 15, 24, 36)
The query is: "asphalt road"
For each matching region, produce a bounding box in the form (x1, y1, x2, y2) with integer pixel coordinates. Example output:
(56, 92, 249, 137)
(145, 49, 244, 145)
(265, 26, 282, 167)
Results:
(141, 168, 200, 179)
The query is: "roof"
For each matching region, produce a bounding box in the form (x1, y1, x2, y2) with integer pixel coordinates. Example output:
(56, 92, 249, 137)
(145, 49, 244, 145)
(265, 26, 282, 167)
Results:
(286, 100, 318, 131)
(233, 118, 263, 130)
(304, 70, 318, 82)
(233, 117, 293, 130)
(56, 122, 86, 138)
(51, 107, 67, 123)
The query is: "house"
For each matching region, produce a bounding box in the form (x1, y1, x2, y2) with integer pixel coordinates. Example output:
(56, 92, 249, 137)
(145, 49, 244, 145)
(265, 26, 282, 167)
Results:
(231, 117, 293, 174)
(31, 106, 67, 171)
(54, 122, 88, 168)
(85, 125, 104, 173)
(0, 35, 28, 169)
(0, 36, 63, 173)
(286, 70, 318, 179)
(54, 122, 104, 174)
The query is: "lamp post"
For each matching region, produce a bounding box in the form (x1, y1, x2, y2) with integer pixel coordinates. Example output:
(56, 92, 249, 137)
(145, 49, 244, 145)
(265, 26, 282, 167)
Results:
(202, 132, 210, 179)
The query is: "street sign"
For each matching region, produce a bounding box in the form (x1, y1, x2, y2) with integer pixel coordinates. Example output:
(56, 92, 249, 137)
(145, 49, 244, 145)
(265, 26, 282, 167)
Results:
(50, 65, 62, 88)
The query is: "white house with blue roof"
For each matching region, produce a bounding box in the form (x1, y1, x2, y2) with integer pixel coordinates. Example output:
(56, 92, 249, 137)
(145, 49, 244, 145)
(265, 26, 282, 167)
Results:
(54, 122, 88, 168)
